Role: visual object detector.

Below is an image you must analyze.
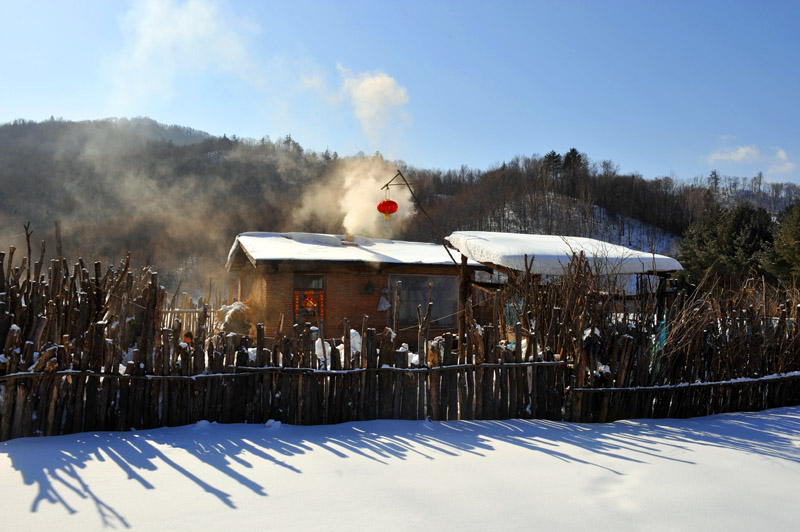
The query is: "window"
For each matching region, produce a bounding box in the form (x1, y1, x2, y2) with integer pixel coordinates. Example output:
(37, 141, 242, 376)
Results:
(390, 274, 458, 328)
(294, 275, 324, 291)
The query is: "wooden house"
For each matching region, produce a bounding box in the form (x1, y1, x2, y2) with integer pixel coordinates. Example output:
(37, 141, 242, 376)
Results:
(446, 231, 684, 323)
(225, 232, 486, 343)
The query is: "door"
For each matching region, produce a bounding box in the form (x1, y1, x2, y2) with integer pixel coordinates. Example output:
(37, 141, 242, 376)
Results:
(293, 274, 325, 334)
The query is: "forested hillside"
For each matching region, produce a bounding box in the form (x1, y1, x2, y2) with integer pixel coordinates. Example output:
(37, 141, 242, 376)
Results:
(0, 118, 333, 289)
(2, 118, 798, 291)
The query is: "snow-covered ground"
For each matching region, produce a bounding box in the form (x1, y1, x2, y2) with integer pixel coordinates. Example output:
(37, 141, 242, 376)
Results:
(3, 407, 800, 531)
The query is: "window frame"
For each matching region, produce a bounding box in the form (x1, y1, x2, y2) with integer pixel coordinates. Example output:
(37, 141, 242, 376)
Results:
(389, 273, 459, 328)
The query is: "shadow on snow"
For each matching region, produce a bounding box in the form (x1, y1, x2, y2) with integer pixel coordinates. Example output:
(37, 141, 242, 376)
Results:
(2, 406, 799, 528)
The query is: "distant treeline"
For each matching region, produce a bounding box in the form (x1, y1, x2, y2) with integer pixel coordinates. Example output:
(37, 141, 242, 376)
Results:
(403, 150, 800, 248)
(2, 118, 798, 291)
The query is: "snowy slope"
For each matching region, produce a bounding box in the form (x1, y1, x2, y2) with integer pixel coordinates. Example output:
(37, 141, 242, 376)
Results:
(2, 408, 800, 531)
(478, 194, 681, 257)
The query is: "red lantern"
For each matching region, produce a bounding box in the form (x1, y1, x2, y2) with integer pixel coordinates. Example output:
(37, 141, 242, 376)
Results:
(377, 199, 398, 220)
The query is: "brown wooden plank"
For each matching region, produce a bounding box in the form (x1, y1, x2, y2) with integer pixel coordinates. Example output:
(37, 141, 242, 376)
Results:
(72, 347, 90, 433)
(13, 377, 32, 439)
(1, 381, 16, 441)
(46, 375, 67, 436)
(279, 370, 291, 423)
(444, 334, 458, 420)
(364, 328, 378, 421)
(401, 368, 416, 420)
(392, 350, 405, 419)
(418, 372, 426, 420)
(115, 377, 131, 431)
(378, 330, 395, 419)
(327, 372, 339, 424)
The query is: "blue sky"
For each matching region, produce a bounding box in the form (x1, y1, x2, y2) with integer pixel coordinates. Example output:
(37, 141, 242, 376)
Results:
(1, 0, 798, 183)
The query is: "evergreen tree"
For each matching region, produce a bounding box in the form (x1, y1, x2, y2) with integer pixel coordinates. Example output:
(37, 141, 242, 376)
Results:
(772, 202, 800, 278)
(678, 202, 724, 281)
(679, 202, 774, 284)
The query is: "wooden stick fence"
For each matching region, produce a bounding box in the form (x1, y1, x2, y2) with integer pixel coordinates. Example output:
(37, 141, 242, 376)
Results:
(569, 373, 800, 423)
(0, 323, 569, 440)
(2, 244, 800, 442)
(161, 307, 217, 336)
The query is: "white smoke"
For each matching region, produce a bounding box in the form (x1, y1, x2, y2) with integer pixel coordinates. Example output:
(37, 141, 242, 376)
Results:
(292, 155, 413, 238)
(303, 65, 411, 149)
(338, 66, 410, 145)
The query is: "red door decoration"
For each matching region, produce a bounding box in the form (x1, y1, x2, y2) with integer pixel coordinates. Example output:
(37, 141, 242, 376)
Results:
(294, 290, 324, 320)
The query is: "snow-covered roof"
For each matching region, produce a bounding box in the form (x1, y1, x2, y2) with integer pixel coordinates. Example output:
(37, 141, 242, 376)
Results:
(446, 231, 683, 275)
(227, 232, 471, 270)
